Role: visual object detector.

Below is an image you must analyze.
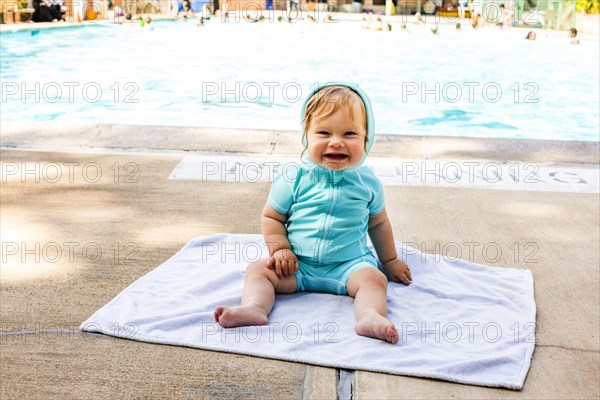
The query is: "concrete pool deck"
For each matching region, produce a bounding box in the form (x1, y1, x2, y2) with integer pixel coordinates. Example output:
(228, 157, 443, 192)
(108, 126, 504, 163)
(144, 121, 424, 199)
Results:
(1, 124, 599, 399)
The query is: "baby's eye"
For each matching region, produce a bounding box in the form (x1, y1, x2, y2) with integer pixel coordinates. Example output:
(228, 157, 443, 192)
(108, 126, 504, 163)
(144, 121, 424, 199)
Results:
(344, 131, 358, 136)
(316, 131, 330, 136)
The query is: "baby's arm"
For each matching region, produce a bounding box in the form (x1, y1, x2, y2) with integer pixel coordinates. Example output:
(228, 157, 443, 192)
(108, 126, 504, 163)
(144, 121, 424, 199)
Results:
(261, 202, 298, 277)
(368, 208, 412, 285)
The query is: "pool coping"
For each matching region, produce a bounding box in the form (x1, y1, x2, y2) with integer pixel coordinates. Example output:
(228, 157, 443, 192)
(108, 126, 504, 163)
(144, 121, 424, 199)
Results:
(1, 121, 598, 164)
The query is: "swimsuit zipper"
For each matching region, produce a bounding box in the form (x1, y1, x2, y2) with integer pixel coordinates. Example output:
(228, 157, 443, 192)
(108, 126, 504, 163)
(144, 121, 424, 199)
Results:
(318, 171, 339, 263)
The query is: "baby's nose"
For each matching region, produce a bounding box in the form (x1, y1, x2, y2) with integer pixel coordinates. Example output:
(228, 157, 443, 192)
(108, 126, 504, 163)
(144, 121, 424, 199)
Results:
(329, 136, 344, 147)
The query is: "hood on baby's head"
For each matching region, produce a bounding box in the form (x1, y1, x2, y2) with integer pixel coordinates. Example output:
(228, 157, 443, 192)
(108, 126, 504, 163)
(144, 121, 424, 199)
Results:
(300, 82, 375, 162)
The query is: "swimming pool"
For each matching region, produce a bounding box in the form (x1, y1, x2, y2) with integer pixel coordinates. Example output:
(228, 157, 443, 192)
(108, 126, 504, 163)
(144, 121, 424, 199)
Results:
(1, 19, 598, 141)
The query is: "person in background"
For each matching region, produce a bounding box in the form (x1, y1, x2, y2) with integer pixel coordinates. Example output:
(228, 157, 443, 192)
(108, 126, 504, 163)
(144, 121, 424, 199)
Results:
(525, 31, 536, 40)
(458, 0, 467, 19)
(499, 4, 512, 28)
(289, 0, 300, 12)
(414, 12, 424, 24)
(49, 0, 67, 21)
(472, 12, 481, 29)
(181, 0, 192, 18)
(32, 0, 62, 22)
(569, 28, 580, 45)
(361, 16, 370, 29)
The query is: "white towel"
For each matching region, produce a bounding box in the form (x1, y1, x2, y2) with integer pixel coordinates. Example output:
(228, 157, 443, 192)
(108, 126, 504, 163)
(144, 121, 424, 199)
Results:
(80, 233, 536, 389)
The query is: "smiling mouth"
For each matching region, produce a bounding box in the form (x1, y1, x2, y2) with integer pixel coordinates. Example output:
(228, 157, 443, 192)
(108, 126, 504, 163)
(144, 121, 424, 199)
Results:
(323, 153, 349, 161)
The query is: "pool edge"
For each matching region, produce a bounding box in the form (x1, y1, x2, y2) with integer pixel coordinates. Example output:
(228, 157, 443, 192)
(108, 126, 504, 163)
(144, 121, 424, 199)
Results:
(1, 121, 598, 164)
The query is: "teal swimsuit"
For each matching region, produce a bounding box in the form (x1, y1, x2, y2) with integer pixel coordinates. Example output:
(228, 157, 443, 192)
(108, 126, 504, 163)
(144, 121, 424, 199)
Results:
(268, 82, 384, 295)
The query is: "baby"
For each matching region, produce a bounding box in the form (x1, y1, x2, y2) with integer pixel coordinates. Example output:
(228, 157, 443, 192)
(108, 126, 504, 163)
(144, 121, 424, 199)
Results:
(214, 83, 412, 344)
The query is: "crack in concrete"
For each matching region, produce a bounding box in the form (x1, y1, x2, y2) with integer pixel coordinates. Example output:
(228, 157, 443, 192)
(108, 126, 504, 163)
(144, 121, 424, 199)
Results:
(535, 343, 600, 353)
(86, 124, 105, 143)
(0, 328, 80, 336)
(420, 136, 429, 160)
(268, 131, 279, 155)
(0, 144, 270, 156)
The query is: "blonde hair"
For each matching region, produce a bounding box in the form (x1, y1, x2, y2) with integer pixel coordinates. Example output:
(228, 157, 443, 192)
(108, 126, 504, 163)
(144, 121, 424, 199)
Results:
(302, 86, 368, 153)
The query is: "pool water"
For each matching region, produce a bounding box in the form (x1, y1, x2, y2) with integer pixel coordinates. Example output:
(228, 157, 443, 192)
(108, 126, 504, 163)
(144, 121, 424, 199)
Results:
(1, 19, 598, 141)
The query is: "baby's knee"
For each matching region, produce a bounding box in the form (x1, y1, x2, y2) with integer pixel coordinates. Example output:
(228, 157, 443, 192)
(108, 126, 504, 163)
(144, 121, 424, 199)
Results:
(245, 259, 278, 282)
(246, 259, 269, 275)
(360, 268, 388, 289)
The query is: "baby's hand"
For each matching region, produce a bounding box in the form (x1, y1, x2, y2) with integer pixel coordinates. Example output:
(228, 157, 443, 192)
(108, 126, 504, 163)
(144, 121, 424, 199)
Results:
(383, 258, 412, 285)
(267, 249, 299, 278)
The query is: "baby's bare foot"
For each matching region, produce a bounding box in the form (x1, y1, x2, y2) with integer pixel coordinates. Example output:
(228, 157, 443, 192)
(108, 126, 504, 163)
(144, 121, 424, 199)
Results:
(213, 305, 268, 328)
(355, 310, 398, 344)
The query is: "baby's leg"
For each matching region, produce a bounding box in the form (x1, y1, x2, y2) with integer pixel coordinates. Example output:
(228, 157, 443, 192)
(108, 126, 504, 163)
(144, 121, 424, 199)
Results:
(214, 258, 297, 328)
(346, 267, 398, 344)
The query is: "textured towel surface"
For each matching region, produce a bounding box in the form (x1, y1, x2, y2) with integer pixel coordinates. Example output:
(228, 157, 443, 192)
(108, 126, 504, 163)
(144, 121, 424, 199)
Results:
(81, 234, 536, 389)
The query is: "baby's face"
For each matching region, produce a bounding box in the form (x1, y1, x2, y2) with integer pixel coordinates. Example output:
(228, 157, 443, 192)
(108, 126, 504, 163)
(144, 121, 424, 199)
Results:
(306, 101, 366, 171)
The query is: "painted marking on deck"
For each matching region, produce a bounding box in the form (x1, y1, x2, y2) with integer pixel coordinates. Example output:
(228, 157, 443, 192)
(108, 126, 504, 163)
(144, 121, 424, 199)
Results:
(168, 154, 599, 193)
